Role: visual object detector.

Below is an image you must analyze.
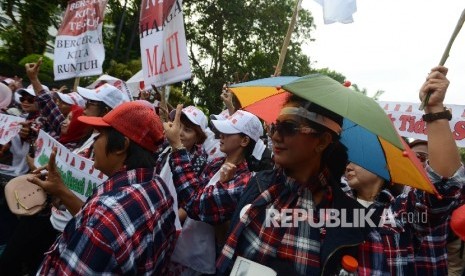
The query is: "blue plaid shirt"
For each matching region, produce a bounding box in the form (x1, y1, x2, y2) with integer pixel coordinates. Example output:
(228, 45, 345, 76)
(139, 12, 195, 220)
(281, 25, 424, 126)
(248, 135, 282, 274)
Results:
(37, 168, 176, 275)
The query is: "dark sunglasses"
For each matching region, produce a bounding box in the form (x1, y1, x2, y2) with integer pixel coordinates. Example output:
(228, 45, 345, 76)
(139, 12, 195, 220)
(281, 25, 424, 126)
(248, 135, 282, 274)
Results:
(19, 95, 35, 103)
(85, 100, 104, 108)
(415, 152, 428, 162)
(269, 121, 318, 137)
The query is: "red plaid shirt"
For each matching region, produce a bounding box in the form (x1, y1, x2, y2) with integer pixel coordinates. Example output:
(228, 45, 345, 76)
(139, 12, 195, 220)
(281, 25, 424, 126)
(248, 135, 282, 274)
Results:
(37, 168, 176, 275)
(169, 149, 251, 224)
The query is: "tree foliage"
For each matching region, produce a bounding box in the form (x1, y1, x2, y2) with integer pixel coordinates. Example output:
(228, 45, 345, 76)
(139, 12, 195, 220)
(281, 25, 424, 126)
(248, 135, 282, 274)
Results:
(183, 0, 315, 113)
(0, 0, 67, 75)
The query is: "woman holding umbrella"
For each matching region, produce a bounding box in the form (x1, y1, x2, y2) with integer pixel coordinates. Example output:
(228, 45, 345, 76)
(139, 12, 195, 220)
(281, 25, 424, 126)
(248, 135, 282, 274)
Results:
(216, 68, 465, 275)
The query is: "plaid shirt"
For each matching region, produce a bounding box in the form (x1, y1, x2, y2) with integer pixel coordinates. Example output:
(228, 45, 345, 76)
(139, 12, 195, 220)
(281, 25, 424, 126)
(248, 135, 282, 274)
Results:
(169, 149, 251, 224)
(218, 165, 465, 275)
(37, 168, 176, 275)
(36, 92, 65, 138)
(348, 165, 465, 276)
(156, 143, 207, 176)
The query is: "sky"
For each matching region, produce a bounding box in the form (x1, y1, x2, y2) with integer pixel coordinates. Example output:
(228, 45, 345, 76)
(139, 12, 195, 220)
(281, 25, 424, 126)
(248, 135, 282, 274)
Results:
(301, 0, 465, 104)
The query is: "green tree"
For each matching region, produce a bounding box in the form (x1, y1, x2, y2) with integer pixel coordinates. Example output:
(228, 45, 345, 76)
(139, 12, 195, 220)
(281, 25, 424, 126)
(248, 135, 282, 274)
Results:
(183, 0, 315, 114)
(0, 0, 67, 75)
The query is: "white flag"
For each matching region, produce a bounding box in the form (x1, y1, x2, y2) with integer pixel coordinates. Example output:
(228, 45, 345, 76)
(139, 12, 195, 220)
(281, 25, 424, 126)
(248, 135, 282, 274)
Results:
(315, 0, 357, 24)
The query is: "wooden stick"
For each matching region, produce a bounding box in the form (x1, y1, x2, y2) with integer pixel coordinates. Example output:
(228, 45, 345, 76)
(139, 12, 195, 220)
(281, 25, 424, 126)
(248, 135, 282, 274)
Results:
(73, 77, 80, 92)
(419, 9, 465, 110)
(274, 0, 302, 76)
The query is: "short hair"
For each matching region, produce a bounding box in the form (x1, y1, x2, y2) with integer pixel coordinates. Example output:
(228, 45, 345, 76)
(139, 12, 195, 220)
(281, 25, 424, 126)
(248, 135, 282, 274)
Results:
(180, 113, 207, 145)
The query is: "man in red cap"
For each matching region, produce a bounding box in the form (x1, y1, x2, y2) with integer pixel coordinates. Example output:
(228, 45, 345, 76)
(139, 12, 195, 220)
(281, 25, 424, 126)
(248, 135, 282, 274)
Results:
(31, 102, 176, 275)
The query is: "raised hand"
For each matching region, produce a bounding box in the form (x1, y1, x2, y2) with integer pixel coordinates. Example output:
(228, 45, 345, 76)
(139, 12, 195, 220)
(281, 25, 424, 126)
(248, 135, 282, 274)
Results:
(163, 104, 183, 148)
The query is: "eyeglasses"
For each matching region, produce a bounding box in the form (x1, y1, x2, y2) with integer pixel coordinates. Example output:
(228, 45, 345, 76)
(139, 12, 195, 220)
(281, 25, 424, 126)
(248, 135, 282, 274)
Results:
(415, 152, 428, 162)
(19, 95, 35, 103)
(269, 121, 318, 137)
(85, 100, 103, 108)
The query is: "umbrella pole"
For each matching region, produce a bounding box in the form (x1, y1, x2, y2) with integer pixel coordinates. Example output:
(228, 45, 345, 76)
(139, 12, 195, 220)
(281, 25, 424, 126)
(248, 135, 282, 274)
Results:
(274, 0, 303, 77)
(73, 77, 80, 92)
(419, 9, 465, 110)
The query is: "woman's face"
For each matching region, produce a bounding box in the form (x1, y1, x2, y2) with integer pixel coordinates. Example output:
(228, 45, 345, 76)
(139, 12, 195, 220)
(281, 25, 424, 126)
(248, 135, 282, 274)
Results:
(179, 122, 198, 150)
(61, 111, 72, 135)
(345, 162, 381, 190)
(54, 97, 72, 117)
(271, 103, 323, 170)
(20, 94, 38, 113)
(219, 133, 245, 155)
(92, 129, 124, 176)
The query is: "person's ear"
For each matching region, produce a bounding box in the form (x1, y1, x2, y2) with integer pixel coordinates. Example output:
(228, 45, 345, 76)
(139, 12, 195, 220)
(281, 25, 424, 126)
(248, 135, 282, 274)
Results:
(115, 137, 130, 156)
(316, 132, 332, 153)
(240, 135, 250, 147)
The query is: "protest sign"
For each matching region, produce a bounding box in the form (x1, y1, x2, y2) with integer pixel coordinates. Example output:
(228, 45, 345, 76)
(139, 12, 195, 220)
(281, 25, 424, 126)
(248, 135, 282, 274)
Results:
(379, 101, 465, 147)
(140, 0, 191, 87)
(34, 130, 107, 201)
(54, 0, 108, 81)
(0, 114, 25, 145)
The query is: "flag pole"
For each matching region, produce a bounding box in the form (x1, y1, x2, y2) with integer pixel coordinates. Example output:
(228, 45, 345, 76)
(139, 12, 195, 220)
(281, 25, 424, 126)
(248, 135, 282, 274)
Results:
(419, 8, 465, 110)
(274, 0, 302, 76)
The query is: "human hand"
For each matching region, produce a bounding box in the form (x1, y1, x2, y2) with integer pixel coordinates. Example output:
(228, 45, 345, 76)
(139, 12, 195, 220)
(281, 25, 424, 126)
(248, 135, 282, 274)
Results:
(420, 66, 449, 113)
(25, 57, 43, 81)
(163, 104, 183, 148)
(219, 162, 237, 183)
(19, 122, 32, 140)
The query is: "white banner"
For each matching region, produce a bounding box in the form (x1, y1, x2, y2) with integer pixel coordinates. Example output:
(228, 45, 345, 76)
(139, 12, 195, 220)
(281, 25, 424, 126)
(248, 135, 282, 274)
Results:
(54, 0, 108, 81)
(140, 0, 191, 87)
(378, 101, 465, 147)
(0, 114, 25, 145)
(34, 130, 107, 201)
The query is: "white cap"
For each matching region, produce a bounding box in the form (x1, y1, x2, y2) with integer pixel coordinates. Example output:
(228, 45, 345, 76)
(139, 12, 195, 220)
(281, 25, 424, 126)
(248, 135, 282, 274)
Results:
(16, 88, 35, 96)
(56, 92, 85, 108)
(211, 110, 263, 142)
(77, 83, 130, 109)
(17, 84, 49, 96)
(182, 106, 208, 131)
(210, 109, 230, 121)
(1, 78, 14, 85)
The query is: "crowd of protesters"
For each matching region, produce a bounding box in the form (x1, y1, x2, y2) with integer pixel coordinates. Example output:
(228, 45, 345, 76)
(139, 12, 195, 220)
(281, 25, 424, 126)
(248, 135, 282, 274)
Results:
(0, 60, 463, 276)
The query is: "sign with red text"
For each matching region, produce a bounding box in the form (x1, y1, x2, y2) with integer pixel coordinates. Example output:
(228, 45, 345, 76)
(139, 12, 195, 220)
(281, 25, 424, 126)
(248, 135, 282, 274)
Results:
(54, 0, 108, 81)
(140, 0, 191, 87)
(34, 130, 107, 201)
(378, 101, 465, 147)
(0, 114, 25, 145)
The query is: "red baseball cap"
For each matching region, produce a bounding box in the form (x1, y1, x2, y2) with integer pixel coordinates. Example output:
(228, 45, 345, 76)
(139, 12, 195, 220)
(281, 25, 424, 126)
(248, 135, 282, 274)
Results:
(78, 101, 164, 152)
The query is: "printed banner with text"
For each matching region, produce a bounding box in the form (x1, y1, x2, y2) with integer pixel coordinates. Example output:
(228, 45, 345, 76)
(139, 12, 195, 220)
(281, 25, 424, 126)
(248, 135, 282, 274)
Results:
(54, 0, 108, 81)
(140, 0, 191, 87)
(379, 101, 465, 147)
(34, 130, 107, 201)
(0, 114, 25, 145)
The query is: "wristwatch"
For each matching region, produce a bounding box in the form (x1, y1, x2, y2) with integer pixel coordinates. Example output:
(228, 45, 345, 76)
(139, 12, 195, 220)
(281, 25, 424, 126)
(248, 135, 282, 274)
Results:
(422, 107, 452, 122)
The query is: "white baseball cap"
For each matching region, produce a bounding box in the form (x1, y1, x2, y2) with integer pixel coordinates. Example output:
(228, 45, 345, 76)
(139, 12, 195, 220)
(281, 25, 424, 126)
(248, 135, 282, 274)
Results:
(182, 106, 208, 131)
(211, 110, 263, 142)
(77, 83, 130, 109)
(56, 92, 85, 108)
(210, 109, 230, 121)
(16, 84, 49, 96)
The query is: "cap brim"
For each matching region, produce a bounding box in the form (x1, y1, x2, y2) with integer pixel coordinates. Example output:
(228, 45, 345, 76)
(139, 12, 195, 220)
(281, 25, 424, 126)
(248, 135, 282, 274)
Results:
(77, 87, 100, 101)
(211, 119, 239, 135)
(56, 92, 73, 105)
(17, 88, 35, 96)
(78, 116, 110, 127)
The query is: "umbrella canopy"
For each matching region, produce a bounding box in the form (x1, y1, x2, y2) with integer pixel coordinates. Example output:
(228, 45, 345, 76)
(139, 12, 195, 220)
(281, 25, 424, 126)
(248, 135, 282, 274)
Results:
(229, 76, 300, 108)
(238, 74, 437, 195)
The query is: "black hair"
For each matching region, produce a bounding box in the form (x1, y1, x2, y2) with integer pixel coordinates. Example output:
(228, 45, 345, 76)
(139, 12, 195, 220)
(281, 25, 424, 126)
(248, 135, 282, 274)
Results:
(286, 94, 348, 180)
(238, 133, 258, 171)
(104, 128, 156, 169)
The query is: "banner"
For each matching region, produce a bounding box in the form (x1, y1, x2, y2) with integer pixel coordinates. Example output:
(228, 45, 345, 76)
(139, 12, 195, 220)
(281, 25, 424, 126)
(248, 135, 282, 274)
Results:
(54, 0, 108, 81)
(140, 0, 191, 87)
(34, 130, 107, 201)
(0, 114, 25, 145)
(378, 101, 465, 147)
